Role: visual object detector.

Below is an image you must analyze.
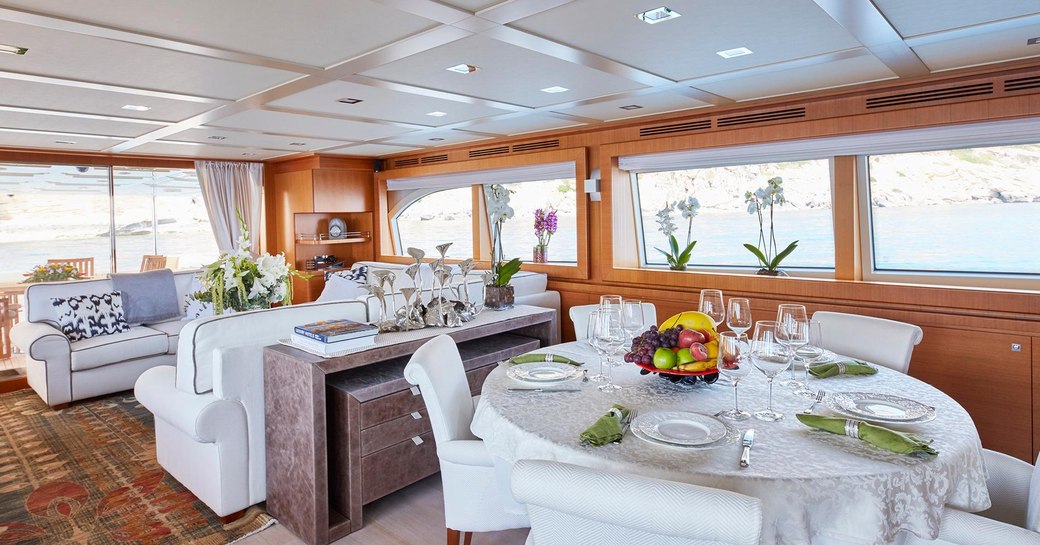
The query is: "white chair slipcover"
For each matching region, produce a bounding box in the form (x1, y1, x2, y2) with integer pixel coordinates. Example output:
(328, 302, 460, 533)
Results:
(512, 459, 762, 545)
(570, 302, 657, 340)
(403, 335, 529, 543)
(811, 311, 923, 373)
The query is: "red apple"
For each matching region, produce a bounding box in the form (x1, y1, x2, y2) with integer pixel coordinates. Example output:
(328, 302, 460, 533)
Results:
(688, 342, 709, 361)
(677, 328, 706, 348)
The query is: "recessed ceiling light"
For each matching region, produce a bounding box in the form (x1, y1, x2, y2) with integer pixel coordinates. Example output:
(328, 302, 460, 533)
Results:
(717, 47, 753, 59)
(426, 111, 448, 117)
(241, 152, 257, 156)
(619, 104, 644, 110)
(337, 97, 363, 104)
(636, 6, 681, 24)
(1028, 37, 1040, 46)
(429, 137, 445, 141)
(121, 104, 151, 111)
(541, 86, 569, 93)
(54, 140, 76, 145)
(0, 44, 28, 55)
(208, 135, 227, 140)
(446, 64, 478, 74)
(289, 142, 307, 146)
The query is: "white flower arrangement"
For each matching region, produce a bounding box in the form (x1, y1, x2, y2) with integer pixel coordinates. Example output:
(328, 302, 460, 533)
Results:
(654, 196, 700, 271)
(744, 176, 798, 272)
(483, 184, 521, 287)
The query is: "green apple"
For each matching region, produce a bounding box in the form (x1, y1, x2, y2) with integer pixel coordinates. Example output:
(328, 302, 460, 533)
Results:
(676, 347, 696, 365)
(653, 347, 677, 370)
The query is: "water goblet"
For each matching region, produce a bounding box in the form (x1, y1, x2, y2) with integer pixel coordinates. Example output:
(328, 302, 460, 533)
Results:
(776, 304, 808, 388)
(586, 310, 608, 383)
(726, 297, 752, 336)
(593, 308, 624, 393)
(798, 321, 825, 384)
(715, 331, 751, 421)
(620, 300, 645, 354)
(750, 320, 792, 422)
(699, 289, 725, 327)
(599, 295, 623, 312)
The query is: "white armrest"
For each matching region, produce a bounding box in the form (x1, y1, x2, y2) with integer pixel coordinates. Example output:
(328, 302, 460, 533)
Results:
(978, 449, 1035, 527)
(135, 365, 245, 443)
(922, 508, 1040, 545)
(11, 321, 70, 361)
(438, 439, 495, 467)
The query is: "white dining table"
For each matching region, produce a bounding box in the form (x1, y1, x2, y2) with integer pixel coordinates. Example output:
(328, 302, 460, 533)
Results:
(471, 341, 991, 545)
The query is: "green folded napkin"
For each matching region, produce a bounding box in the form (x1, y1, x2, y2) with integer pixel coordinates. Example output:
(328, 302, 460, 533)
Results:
(579, 404, 631, 447)
(808, 360, 877, 378)
(510, 353, 582, 366)
(797, 414, 938, 456)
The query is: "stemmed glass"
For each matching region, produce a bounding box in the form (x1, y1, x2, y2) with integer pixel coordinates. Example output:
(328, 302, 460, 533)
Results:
(586, 310, 608, 383)
(593, 308, 624, 393)
(600, 295, 623, 312)
(750, 320, 792, 422)
(620, 300, 645, 352)
(715, 331, 751, 421)
(797, 321, 825, 385)
(726, 297, 752, 336)
(699, 289, 725, 327)
(776, 304, 808, 390)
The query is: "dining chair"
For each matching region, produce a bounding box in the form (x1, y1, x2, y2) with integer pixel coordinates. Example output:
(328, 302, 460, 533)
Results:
(570, 302, 657, 340)
(512, 459, 763, 545)
(47, 257, 94, 278)
(140, 255, 167, 272)
(811, 311, 923, 373)
(903, 449, 1040, 545)
(403, 335, 529, 545)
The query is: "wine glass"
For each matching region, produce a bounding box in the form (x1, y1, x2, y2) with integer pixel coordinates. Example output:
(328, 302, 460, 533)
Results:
(620, 300, 645, 351)
(750, 320, 792, 422)
(776, 304, 808, 389)
(698, 289, 725, 326)
(586, 310, 608, 383)
(593, 308, 624, 393)
(715, 331, 751, 421)
(726, 297, 752, 336)
(599, 295, 623, 312)
(798, 321, 824, 384)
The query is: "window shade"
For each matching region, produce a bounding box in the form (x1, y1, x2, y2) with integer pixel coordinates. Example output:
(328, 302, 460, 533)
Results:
(619, 118, 1040, 172)
(387, 161, 575, 191)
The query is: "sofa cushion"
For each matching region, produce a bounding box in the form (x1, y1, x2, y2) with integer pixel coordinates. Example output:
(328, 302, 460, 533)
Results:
(70, 326, 168, 371)
(110, 269, 181, 325)
(506, 271, 547, 297)
(52, 291, 130, 341)
(144, 319, 188, 354)
(316, 274, 370, 303)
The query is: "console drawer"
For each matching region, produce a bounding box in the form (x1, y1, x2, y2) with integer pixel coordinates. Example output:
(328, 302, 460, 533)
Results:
(361, 432, 438, 504)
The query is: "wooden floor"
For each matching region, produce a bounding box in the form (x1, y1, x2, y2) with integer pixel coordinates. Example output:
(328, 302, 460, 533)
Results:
(238, 475, 528, 545)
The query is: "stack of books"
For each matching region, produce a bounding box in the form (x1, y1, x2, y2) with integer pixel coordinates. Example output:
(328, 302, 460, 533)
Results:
(291, 319, 379, 356)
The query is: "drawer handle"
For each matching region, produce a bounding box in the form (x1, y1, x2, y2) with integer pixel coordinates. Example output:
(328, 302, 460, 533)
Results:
(411, 436, 424, 446)
(409, 386, 421, 396)
(411, 411, 422, 420)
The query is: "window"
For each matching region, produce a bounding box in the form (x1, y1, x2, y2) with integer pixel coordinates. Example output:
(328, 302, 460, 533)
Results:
(634, 160, 834, 270)
(866, 144, 1040, 276)
(493, 178, 577, 263)
(392, 187, 474, 258)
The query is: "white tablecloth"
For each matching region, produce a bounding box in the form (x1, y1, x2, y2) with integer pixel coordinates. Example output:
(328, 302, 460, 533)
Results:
(471, 342, 990, 545)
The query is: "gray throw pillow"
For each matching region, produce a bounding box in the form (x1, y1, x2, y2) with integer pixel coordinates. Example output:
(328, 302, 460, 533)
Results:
(110, 269, 181, 325)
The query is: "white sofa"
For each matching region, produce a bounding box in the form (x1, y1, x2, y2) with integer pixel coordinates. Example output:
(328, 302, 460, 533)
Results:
(10, 270, 199, 407)
(134, 300, 368, 518)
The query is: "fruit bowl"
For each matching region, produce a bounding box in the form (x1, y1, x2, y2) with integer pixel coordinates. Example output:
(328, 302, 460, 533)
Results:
(634, 361, 720, 384)
(625, 311, 721, 386)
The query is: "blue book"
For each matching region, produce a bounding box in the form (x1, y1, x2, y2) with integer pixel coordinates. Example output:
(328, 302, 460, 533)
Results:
(294, 319, 377, 343)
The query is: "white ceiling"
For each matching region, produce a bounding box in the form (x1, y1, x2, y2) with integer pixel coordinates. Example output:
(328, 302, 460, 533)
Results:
(0, 0, 1036, 160)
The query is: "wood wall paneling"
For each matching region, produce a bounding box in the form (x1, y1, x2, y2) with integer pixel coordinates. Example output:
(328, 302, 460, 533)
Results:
(313, 169, 374, 213)
(831, 156, 861, 281)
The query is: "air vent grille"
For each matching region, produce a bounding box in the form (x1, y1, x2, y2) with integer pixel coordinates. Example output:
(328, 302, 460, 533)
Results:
(639, 120, 712, 137)
(1005, 75, 1040, 93)
(717, 107, 806, 127)
(393, 158, 419, 167)
(512, 139, 560, 152)
(865, 83, 993, 109)
(420, 154, 448, 164)
(469, 146, 510, 158)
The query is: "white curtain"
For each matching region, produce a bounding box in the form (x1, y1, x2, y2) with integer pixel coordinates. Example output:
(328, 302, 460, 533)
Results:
(195, 161, 264, 254)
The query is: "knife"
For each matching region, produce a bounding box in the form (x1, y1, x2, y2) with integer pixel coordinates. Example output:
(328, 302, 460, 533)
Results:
(739, 429, 755, 468)
(506, 387, 581, 392)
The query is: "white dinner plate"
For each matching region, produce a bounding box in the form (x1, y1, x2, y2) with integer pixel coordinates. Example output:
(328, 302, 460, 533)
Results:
(798, 349, 837, 365)
(507, 362, 583, 383)
(826, 392, 935, 423)
(632, 412, 727, 446)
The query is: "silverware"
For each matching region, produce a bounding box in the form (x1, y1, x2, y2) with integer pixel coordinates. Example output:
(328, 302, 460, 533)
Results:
(739, 429, 755, 468)
(802, 390, 826, 414)
(506, 387, 582, 392)
(613, 410, 636, 444)
(582, 369, 589, 383)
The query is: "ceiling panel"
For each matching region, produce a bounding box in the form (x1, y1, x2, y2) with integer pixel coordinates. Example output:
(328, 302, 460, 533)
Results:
(552, 92, 710, 121)
(461, 114, 584, 135)
(0, 78, 220, 122)
(873, 0, 1040, 37)
(164, 128, 352, 151)
(510, 0, 862, 82)
(128, 141, 287, 160)
(0, 110, 162, 137)
(267, 80, 512, 126)
(0, 20, 301, 100)
(0, 129, 123, 151)
(207, 110, 414, 141)
(438, 0, 500, 11)
(2, 0, 438, 68)
(382, 129, 491, 147)
(912, 22, 1040, 72)
(697, 55, 897, 102)
(322, 143, 422, 157)
(360, 35, 647, 108)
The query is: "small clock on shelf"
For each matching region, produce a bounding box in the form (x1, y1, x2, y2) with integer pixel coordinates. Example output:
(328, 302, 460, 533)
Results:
(328, 217, 346, 239)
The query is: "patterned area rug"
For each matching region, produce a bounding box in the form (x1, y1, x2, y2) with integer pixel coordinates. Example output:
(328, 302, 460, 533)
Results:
(0, 390, 273, 544)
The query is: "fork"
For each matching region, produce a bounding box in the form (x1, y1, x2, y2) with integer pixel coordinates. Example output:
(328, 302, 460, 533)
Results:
(613, 410, 636, 444)
(802, 390, 825, 414)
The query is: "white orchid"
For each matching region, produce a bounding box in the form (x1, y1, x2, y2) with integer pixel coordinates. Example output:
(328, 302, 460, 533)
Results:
(744, 176, 797, 271)
(654, 196, 699, 271)
(677, 196, 701, 219)
(655, 204, 677, 237)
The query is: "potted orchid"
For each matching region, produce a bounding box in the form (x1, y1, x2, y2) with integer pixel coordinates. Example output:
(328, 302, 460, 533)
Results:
(743, 176, 798, 275)
(532, 207, 557, 264)
(484, 184, 522, 310)
(654, 196, 700, 271)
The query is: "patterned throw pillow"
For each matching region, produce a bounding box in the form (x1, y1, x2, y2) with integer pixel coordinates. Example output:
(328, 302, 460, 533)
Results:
(326, 265, 368, 284)
(51, 292, 130, 341)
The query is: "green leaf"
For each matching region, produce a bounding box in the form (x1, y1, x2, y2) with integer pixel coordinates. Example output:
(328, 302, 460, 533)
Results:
(744, 243, 770, 268)
(655, 247, 673, 260)
(675, 241, 697, 267)
(668, 235, 680, 257)
(769, 240, 799, 270)
(495, 258, 523, 286)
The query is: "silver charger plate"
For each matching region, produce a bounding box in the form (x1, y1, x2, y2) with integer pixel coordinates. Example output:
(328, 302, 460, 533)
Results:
(632, 411, 727, 446)
(507, 362, 583, 383)
(826, 392, 935, 423)
(631, 417, 739, 450)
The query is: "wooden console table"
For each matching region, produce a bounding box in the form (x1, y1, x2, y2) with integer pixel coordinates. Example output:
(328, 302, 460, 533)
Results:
(264, 306, 558, 545)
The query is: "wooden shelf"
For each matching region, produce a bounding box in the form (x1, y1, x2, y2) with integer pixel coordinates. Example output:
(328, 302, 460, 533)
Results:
(297, 236, 369, 246)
